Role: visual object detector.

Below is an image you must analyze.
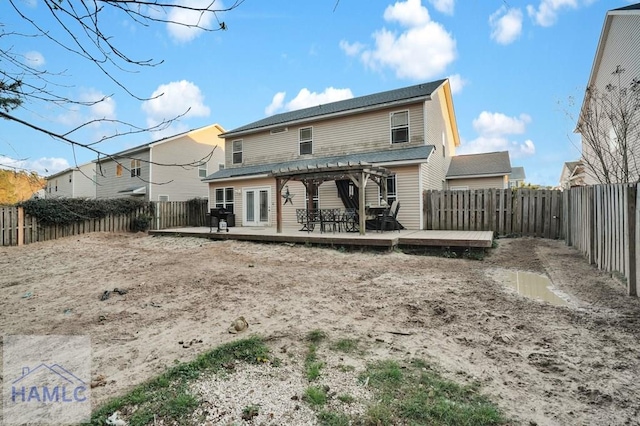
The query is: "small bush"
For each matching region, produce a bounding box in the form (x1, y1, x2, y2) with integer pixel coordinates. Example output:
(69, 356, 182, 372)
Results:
(132, 215, 153, 232)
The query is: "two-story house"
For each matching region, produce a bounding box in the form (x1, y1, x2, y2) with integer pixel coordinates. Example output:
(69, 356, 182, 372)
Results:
(577, 3, 640, 184)
(45, 162, 96, 199)
(95, 124, 225, 202)
(203, 79, 460, 230)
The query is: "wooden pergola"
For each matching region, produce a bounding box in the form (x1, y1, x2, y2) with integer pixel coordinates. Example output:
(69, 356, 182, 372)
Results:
(270, 162, 392, 235)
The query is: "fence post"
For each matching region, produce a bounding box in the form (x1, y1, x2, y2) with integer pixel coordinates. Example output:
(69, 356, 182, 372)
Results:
(627, 185, 637, 296)
(17, 207, 24, 246)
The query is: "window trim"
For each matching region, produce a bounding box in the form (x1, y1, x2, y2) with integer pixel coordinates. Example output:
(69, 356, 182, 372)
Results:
(232, 140, 243, 165)
(378, 174, 397, 204)
(390, 110, 410, 144)
(130, 159, 141, 178)
(215, 186, 235, 213)
(299, 126, 313, 155)
(198, 163, 207, 178)
(116, 164, 123, 177)
(305, 184, 320, 210)
(158, 195, 169, 202)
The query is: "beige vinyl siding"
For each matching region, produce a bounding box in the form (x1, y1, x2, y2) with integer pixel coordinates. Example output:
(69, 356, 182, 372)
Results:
(584, 14, 640, 183)
(225, 103, 426, 168)
(363, 165, 421, 230)
(209, 177, 275, 227)
(422, 86, 456, 191)
(151, 127, 224, 201)
(96, 151, 151, 200)
(446, 175, 507, 190)
(46, 171, 73, 198)
(73, 163, 96, 198)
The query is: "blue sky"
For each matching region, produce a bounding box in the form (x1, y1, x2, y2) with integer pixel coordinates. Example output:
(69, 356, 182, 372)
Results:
(0, 0, 636, 186)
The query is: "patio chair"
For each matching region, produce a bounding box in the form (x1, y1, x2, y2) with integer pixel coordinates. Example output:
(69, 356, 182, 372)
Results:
(338, 208, 358, 232)
(376, 200, 400, 232)
(320, 208, 338, 233)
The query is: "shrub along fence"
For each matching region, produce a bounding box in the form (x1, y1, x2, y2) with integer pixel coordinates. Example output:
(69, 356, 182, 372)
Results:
(0, 199, 209, 247)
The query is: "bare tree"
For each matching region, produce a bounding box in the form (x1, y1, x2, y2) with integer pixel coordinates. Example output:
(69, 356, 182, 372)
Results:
(575, 66, 640, 184)
(1, 0, 244, 172)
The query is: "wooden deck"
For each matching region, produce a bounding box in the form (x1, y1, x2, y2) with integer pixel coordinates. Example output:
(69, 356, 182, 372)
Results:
(149, 227, 494, 249)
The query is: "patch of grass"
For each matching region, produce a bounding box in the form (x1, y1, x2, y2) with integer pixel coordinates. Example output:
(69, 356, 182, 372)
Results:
(306, 329, 328, 343)
(304, 386, 328, 406)
(241, 404, 260, 421)
(337, 393, 355, 404)
(90, 336, 270, 426)
(336, 364, 356, 373)
(359, 359, 507, 425)
(305, 343, 324, 381)
(317, 410, 350, 426)
(331, 338, 359, 353)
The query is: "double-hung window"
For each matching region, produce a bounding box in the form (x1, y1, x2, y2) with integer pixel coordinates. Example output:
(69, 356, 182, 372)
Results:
(390, 111, 409, 144)
(130, 159, 141, 177)
(299, 127, 313, 155)
(198, 163, 207, 178)
(232, 140, 243, 164)
(215, 187, 234, 213)
(380, 175, 397, 204)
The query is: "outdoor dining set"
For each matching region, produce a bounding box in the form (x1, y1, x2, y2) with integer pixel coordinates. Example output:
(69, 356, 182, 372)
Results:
(295, 200, 400, 234)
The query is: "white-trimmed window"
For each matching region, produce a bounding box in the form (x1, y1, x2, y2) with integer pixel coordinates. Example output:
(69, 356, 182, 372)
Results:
(305, 185, 319, 210)
(215, 187, 234, 213)
(232, 140, 243, 164)
(130, 159, 141, 177)
(219, 163, 225, 171)
(379, 175, 397, 204)
(55, 179, 58, 192)
(116, 164, 123, 177)
(69, 175, 72, 183)
(390, 111, 409, 144)
(450, 186, 469, 191)
(299, 127, 313, 155)
(198, 163, 207, 178)
(158, 195, 169, 202)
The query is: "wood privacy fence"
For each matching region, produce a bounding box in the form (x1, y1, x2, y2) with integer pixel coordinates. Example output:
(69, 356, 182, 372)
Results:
(564, 184, 639, 296)
(424, 189, 564, 239)
(0, 200, 209, 247)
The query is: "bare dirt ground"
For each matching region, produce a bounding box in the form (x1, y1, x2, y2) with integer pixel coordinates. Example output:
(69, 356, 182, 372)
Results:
(1, 232, 640, 425)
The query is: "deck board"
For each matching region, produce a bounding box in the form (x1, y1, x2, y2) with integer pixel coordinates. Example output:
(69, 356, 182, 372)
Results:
(149, 227, 493, 248)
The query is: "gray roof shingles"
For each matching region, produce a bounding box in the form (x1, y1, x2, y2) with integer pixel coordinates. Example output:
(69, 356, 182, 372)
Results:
(613, 3, 640, 11)
(510, 166, 526, 180)
(223, 79, 446, 137)
(203, 145, 434, 181)
(446, 151, 512, 178)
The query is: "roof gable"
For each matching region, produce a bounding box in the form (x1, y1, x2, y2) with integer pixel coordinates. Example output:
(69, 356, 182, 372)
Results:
(223, 80, 447, 138)
(446, 151, 512, 178)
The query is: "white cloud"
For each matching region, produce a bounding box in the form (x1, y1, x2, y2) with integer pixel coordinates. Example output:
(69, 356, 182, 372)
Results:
(384, 0, 431, 27)
(489, 7, 523, 45)
(339, 40, 365, 56)
(24, 51, 45, 68)
(166, 0, 221, 42)
(526, 0, 578, 27)
(264, 87, 354, 116)
(0, 155, 70, 176)
(459, 111, 536, 159)
(429, 0, 454, 15)
(56, 88, 116, 127)
(447, 74, 467, 94)
(265, 92, 286, 116)
(342, 0, 457, 81)
(142, 80, 210, 128)
(472, 111, 531, 136)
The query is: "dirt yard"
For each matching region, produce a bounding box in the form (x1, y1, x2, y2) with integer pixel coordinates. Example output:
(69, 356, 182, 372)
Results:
(1, 232, 640, 425)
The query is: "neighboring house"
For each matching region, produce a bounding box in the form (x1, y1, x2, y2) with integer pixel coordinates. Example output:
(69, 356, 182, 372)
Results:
(509, 166, 526, 188)
(45, 162, 96, 199)
(445, 151, 512, 190)
(559, 160, 587, 189)
(577, 3, 640, 184)
(203, 79, 461, 230)
(95, 124, 225, 202)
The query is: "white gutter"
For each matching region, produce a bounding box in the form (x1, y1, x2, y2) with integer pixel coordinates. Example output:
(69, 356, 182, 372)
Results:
(203, 173, 270, 183)
(447, 173, 509, 179)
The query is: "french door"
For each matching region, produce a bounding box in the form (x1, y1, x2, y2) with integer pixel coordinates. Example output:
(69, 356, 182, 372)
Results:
(243, 187, 270, 226)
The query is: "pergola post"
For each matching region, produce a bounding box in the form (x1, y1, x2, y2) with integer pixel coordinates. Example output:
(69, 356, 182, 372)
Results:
(276, 177, 282, 234)
(358, 171, 367, 235)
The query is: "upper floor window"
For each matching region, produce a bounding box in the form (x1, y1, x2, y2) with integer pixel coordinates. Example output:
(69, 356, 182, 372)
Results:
(219, 163, 225, 171)
(198, 163, 207, 178)
(232, 140, 243, 164)
(68, 175, 72, 183)
(55, 179, 58, 192)
(299, 127, 313, 155)
(215, 187, 234, 213)
(390, 111, 409, 144)
(116, 164, 123, 177)
(380, 175, 397, 204)
(130, 159, 141, 177)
